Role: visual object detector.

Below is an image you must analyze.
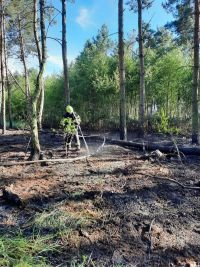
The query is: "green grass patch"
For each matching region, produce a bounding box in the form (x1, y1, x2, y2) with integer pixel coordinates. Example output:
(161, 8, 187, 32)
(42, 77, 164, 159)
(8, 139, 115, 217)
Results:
(0, 231, 57, 267)
(34, 209, 87, 238)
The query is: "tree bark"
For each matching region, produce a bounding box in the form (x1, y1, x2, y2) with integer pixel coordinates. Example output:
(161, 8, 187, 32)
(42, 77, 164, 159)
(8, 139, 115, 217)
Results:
(118, 0, 127, 140)
(0, 78, 2, 124)
(33, 0, 44, 130)
(0, 0, 6, 134)
(30, 0, 47, 159)
(30, 100, 41, 159)
(7, 79, 12, 128)
(138, 0, 145, 136)
(2, 2, 12, 129)
(192, 0, 199, 144)
(38, 79, 44, 129)
(18, 16, 31, 101)
(0, 3, 2, 128)
(4, 46, 12, 128)
(62, 0, 70, 105)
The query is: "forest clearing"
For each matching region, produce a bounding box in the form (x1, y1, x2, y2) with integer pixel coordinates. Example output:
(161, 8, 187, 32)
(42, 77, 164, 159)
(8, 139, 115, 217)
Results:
(1, 0, 200, 266)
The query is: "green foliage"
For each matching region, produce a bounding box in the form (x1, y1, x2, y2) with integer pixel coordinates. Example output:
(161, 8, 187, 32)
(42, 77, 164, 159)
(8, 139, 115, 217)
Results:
(149, 109, 180, 134)
(163, 0, 193, 45)
(9, 24, 193, 134)
(10, 70, 39, 127)
(43, 75, 65, 128)
(158, 109, 169, 133)
(69, 25, 119, 129)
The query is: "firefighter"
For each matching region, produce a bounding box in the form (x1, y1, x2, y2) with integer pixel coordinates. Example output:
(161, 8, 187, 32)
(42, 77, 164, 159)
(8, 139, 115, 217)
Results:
(60, 105, 81, 154)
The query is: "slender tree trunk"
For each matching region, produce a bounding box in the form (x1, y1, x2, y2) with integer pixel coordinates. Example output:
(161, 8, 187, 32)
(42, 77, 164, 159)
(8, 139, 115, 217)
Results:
(30, 0, 47, 159)
(31, 0, 41, 159)
(3, 3, 12, 129)
(30, 100, 40, 159)
(33, 0, 42, 64)
(62, 0, 70, 104)
(192, 0, 199, 144)
(118, 0, 127, 140)
(18, 16, 31, 101)
(0, 4, 2, 128)
(0, 80, 2, 126)
(4, 48, 12, 128)
(33, 0, 44, 130)
(7, 81, 12, 128)
(0, 0, 6, 134)
(138, 0, 145, 136)
(38, 79, 44, 129)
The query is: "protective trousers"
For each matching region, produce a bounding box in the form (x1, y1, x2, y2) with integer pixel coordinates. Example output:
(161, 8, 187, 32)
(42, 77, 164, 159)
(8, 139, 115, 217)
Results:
(65, 131, 80, 150)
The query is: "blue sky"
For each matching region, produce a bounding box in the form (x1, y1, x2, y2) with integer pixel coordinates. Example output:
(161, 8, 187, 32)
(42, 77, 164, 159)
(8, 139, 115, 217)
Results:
(10, 0, 173, 75)
(45, 0, 173, 75)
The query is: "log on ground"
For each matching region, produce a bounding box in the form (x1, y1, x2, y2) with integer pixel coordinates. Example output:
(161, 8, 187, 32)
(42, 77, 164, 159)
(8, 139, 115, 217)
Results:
(106, 138, 200, 156)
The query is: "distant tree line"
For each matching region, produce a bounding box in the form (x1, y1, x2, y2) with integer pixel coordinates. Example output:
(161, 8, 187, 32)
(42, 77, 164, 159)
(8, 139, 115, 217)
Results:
(11, 25, 192, 129)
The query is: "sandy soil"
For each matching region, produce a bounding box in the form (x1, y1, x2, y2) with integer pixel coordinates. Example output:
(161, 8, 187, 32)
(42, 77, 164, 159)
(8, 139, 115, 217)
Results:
(0, 130, 200, 267)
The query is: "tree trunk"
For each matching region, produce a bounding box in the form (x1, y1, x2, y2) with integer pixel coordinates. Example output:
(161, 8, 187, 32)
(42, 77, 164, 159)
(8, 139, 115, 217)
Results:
(138, 0, 145, 136)
(192, 0, 199, 144)
(4, 49, 12, 128)
(33, 0, 44, 130)
(118, 0, 127, 140)
(38, 80, 44, 130)
(0, 79, 2, 125)
(7, 81, 12, 128)
(3, 5, 12, 129)
(0, 5, 2, 128)
(30, 0, 47, 159)
(0, 0, 6, 134)
(62, 0, 70, 105)
(18, 16, 31, 101)
(30, 100, 41, 159)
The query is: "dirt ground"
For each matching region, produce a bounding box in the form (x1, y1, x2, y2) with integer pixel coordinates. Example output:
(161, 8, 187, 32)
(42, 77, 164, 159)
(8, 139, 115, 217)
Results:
(0, 130, 200, 267)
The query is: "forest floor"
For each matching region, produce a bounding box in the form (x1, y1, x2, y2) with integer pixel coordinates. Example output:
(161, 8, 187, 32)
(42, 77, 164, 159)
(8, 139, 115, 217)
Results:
(0, 130, 200, 267)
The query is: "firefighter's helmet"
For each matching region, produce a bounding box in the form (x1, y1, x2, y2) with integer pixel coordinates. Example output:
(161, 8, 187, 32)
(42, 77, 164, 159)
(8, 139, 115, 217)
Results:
(66, 105, 74, 114)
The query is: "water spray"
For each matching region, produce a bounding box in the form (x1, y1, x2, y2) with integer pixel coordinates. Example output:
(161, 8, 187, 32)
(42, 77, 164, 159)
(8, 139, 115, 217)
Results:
(72, 112, 90, 156)
(78, 124, 90, 156)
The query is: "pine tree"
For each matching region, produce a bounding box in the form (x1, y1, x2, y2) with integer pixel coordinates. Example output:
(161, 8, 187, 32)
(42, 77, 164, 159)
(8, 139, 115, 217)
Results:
(163, 0, 193, 45)
(128, 0, 153, 135)
(119, 0, 127, 140)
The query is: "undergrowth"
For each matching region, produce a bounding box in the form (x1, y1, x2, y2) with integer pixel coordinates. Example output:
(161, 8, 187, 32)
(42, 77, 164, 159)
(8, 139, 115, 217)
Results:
(0, 231, 57, 267)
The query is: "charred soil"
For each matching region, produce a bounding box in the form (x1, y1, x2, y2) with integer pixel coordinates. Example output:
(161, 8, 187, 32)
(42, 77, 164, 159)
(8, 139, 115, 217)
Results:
(0, 130, 200, 267)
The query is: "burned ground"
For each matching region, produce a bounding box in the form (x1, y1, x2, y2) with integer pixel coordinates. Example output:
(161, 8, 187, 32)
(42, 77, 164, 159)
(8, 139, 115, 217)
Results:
(0, 130, 200, 267)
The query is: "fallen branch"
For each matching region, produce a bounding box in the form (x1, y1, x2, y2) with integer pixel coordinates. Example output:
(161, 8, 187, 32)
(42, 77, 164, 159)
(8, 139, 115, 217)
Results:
(145, 173, 200, 190)
(1, 155, 90, 166)
(171, 136, 186, 165)
(106, 138, 200, 156)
